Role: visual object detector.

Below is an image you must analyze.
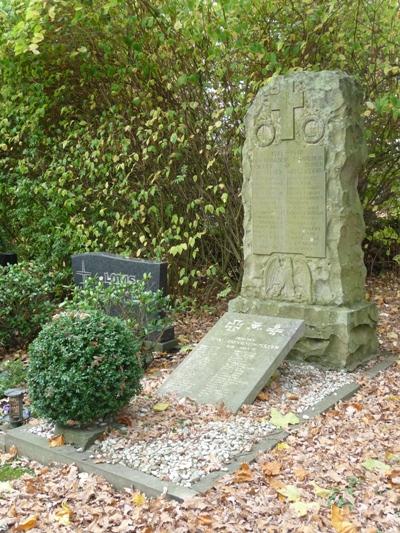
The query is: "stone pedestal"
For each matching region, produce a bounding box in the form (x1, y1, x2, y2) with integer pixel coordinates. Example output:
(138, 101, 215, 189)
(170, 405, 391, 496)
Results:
(231, 70, 378, 368)
(230, 297, 377, 369)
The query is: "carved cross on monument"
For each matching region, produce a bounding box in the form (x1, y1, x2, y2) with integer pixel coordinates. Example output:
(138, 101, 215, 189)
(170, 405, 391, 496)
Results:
(270, 82, 304, 140)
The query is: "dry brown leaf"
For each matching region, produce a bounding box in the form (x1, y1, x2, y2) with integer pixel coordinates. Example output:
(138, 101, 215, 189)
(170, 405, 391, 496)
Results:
(287, 392, 299, 400)
(293, 467, 308, 481)
(48, 434, 65, 447)
(324, 409, 341, 419)
(8, 503, 17, 517)
(15, 514, 39, 531)
(116, 414, 132, 426)
(233, 463, 253, 483)
(8, 445, 18, 459)
(261, 460, 282, 477)
(198, 515, 213, 526)
(389, 469, 400, 486)
(268, 478, 285, 491)
(257, 391, 268, 401)
(331, 504, 358, 533)
(24, 478, 41, 494)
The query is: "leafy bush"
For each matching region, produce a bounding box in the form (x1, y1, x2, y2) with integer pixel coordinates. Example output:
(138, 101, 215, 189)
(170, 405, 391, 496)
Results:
(0, 0, 398, 288)
(28, 310, 143, 424)
(62, 276, 173, 342)
(0, 261, 61, 350)
(0, 358, 27, 397)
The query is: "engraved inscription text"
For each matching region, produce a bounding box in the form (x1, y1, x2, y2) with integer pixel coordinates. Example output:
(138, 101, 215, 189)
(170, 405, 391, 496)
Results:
(252, 144, 326, 257)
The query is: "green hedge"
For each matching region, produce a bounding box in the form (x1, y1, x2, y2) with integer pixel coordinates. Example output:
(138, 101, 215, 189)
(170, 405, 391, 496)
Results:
(0, 261, 61, 349)
(0, 0, 399, 295)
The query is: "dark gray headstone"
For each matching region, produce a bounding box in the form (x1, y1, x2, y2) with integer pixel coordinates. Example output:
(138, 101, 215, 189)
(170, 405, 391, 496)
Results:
(0, 253, 18, 267)
(159, 312, 304, 412)
(71, 253, 177, 351)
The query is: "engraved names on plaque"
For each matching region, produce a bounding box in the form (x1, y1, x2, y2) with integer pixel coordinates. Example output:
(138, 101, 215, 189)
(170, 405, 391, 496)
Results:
(158, 312, 304, 413)
(252, 144, 326, 258)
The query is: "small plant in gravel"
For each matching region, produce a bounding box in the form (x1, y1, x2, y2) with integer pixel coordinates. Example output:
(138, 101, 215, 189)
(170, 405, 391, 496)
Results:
(28, 310, 143, 425)
(326, 476, 363, 510)
(0, 261, 62, 350)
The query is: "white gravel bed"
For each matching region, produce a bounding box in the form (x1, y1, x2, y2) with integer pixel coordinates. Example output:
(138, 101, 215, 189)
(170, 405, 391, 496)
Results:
(22, 360, 357, 488)
(91, 417, 276, 487)
(90, 361, 356, 487)
(276, 361, 355, 412)
(26, 421, 55, 439)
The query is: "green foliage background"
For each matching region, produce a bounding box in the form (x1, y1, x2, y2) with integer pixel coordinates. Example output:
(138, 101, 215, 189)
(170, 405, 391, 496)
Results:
(0, 261, 61, 349)
(0, 0, 399, 294)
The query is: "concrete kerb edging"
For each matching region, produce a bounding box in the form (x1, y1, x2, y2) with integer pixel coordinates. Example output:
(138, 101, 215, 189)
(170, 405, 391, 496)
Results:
(0, 431, 5, 452)
(2, 354, 397, 500)
(3, 428, 198, 502)
(191, 429, 288, 492)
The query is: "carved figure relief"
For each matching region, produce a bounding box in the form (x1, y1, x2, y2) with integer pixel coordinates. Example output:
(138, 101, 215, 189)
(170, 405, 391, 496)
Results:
(264, 254, 312, 302)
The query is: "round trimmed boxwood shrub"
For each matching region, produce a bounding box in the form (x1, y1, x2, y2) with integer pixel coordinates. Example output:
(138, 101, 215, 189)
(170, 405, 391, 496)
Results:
(28, 311, 143, 425)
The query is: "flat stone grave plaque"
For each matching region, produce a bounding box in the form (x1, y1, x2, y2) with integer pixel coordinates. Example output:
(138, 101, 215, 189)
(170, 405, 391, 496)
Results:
(159, 312, 304, 413)
(71, 252, 177, 351)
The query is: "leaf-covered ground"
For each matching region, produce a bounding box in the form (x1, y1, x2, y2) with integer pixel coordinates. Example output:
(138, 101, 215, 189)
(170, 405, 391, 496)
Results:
(0, 274, 399, 532)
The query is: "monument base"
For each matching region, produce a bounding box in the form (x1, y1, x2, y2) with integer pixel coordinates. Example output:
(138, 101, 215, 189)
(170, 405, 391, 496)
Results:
(229, 297, 378, 370)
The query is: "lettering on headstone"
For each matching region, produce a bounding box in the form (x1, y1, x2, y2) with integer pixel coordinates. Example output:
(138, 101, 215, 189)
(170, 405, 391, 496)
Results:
(71, 252, 177, 350)
(159, 312, 304, 412)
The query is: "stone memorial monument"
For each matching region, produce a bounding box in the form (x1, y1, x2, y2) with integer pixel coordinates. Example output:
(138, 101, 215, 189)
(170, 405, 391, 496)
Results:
(230, 70, 378, 369)
(71, 252, 177, 351)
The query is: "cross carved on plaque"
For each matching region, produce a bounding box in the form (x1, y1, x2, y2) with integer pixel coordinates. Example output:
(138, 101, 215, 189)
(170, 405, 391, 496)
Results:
(270, 82, 304, 140)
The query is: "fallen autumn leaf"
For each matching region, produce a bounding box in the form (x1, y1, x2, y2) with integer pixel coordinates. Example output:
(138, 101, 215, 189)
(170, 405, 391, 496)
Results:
(48, 434, 65, 448)
(233, 463, 253, 483)
(15, 514, 39, 531)
(152, 402, 170, 412)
